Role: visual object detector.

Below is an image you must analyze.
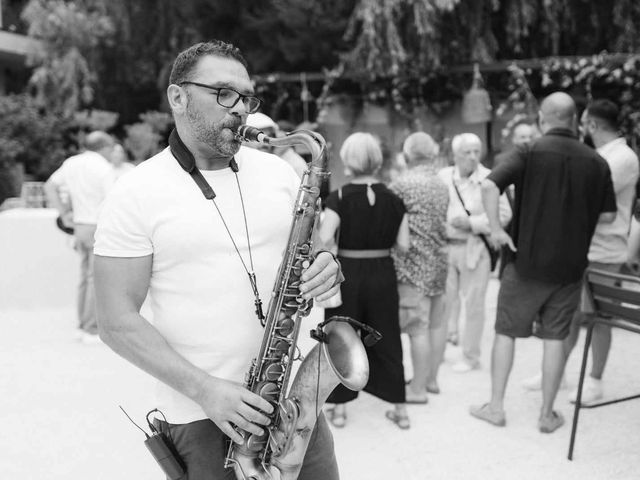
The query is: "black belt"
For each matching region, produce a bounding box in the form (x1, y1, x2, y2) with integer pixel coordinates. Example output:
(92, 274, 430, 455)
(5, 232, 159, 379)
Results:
(447, 238, 468, 245)
(338, 249, 391, 259)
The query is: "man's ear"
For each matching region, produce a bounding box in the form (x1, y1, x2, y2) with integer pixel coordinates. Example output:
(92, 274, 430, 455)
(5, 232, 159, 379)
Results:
(167, 84, 186, 114)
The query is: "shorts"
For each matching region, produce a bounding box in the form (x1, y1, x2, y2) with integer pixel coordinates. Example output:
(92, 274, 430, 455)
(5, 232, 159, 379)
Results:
(398, 282, 444, 336)
(495, 263, 581, 340)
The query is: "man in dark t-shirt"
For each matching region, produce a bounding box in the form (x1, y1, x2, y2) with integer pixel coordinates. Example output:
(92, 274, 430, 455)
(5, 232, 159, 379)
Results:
(469, 92, 616, 434)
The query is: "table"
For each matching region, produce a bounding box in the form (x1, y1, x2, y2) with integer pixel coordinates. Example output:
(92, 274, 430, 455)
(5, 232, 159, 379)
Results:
(0, 208, 78, 310)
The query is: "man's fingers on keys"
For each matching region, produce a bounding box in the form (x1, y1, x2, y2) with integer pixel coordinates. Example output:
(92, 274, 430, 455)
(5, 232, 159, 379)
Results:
(242, 390, 274, 414)
(231, 413, 265, 437)
(222, 422, 245, 445)
(238, 402, 271, 426)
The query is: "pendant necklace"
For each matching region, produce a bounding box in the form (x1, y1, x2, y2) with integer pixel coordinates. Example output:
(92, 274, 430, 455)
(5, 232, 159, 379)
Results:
(209, 163, 266, 326)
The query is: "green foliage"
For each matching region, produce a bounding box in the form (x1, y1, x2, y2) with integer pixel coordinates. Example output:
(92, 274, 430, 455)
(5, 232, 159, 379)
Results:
(73, 109, 119, 131)
(21, 0, 115, 117)
(496, 54, 640, 148)
(124, 111, 173, 162)
(0, 94, 76, 179)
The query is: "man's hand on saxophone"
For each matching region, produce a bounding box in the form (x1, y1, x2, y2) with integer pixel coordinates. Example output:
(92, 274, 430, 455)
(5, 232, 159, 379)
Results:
(193, 376, 274, 445)
(299, 251, 344, 301)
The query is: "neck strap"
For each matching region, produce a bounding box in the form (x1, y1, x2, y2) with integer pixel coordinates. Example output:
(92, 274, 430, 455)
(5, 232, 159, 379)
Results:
(168, 129, 239, 199)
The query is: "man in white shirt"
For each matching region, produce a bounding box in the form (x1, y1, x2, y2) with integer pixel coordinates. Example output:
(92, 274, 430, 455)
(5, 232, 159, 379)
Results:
(438, 133, 511, 372)
(563, 99, 639, 403)
(93, 40, 343, 480)
(44, 131, 116, 342)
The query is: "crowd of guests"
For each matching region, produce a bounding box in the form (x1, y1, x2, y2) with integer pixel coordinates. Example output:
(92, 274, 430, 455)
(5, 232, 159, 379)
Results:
(44, 88, 638, 439)
(315, 93, 639, 436)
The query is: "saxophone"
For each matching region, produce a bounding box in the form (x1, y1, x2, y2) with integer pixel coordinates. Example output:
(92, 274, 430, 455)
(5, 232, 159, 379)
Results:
(225, 125, 370, 480)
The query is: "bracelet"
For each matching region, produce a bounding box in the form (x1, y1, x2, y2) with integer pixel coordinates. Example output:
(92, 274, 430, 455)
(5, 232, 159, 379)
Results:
(313, 250, 345, 286)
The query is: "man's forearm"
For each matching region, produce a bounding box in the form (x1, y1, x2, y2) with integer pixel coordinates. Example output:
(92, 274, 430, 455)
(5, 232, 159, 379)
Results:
(99, 312, 211, 403)
(481, 179, 502, 232)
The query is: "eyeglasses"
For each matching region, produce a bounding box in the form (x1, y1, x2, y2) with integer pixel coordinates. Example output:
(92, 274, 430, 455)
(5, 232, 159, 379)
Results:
(179, 81, 262, 114)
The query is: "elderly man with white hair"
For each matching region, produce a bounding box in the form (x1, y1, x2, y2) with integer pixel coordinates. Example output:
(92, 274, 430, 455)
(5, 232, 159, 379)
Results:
(438, 133, 511, 373)
(390, 132, 449, 401)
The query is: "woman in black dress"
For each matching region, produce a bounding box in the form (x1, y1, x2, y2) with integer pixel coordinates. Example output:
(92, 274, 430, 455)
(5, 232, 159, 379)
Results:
(319, 132, 411, 429)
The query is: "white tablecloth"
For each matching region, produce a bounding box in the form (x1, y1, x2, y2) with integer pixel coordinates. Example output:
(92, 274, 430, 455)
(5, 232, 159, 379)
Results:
(0, 208, 78, 310)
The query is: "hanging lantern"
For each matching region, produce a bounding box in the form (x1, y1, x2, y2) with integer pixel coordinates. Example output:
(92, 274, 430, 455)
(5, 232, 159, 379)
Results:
(462, 63, 492, 124)
(300, 72, 313, 123)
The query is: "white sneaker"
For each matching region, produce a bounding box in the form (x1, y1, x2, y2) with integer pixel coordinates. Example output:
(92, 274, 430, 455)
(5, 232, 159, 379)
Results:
(452, 361, 480, 373)
(521, 373, 568, 391)
(569, 377, 603, 405)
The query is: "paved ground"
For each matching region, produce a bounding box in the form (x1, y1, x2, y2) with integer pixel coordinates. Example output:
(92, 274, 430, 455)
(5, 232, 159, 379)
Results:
(2, 277, 640, 480)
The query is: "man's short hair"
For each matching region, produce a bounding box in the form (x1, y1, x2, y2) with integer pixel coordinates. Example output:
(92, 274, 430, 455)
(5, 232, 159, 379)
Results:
(451, 133, 482, 155)
(340, 132, 383, 175)
(84, 131, 114, 152)
(586, 99, 620, 132)
(169, 40, 248, 85)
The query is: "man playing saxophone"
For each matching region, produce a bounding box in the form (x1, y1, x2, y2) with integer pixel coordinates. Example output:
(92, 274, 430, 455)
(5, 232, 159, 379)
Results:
(94, 40, 343, 480)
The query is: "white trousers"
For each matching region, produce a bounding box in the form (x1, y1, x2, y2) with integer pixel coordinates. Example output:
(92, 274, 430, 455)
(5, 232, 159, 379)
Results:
(444, 243, 491, 366)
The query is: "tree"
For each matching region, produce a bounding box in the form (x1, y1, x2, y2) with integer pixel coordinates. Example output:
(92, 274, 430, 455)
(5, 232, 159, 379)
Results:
(21, 0, 115, 117)
(0, 94, 76, 181)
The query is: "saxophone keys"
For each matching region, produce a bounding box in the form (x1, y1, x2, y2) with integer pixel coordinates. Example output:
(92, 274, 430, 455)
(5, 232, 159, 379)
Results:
(257, 381, 280, 404)
(298, 244, 310, 255)
(275, 317, 295, 336)
(245, 431, 268, 453)
(263, 363, 284, 381)
(270, 338, 290, 355)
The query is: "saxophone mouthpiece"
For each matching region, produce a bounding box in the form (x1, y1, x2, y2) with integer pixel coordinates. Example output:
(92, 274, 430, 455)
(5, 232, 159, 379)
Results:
(236, 125, 269, 144)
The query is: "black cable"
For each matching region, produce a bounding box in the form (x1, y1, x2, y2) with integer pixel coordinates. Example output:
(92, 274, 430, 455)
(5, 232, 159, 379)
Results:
(119, 405, 149, 438)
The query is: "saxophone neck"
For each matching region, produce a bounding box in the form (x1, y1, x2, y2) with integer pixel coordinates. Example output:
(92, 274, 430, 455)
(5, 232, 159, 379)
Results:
(236, 126, 327, 168)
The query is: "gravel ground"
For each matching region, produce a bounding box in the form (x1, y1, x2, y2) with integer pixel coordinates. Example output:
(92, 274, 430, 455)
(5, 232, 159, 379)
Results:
(2, 280, 639, 479)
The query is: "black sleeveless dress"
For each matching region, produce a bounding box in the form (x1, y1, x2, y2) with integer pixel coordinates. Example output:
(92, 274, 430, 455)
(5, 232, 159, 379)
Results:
(325, 182, 407, 404)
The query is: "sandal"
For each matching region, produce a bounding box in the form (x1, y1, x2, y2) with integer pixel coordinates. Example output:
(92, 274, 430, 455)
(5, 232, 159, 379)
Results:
(538, 411, 564, 434)
(385, 410, 410, 430)
(326, 407, 346, 428)
(405, 386, 428, 404)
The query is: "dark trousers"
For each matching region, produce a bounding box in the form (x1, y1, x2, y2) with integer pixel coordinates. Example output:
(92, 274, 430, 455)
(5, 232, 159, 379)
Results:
(154, 412, 339, 480)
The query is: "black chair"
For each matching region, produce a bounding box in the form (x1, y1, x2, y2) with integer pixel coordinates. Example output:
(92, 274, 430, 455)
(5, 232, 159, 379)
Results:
(568, 267, 640, 460)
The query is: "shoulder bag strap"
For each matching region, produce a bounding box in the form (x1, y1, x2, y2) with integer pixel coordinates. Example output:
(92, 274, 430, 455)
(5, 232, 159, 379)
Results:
(451, 171, 494, 253)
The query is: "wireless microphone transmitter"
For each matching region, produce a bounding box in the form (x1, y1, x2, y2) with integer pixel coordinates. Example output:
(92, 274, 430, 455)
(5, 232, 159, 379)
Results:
(144, 431, 185, 480)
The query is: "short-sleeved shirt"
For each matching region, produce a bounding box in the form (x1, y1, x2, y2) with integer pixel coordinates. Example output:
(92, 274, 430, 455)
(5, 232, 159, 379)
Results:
(390, 165, 449, 296)
(94, 146, 300, 423)
(48, 150, 113, 224)
(588, 137, 639, 263)
(488, 128, 616, 284)
(325, 183, 406, 249)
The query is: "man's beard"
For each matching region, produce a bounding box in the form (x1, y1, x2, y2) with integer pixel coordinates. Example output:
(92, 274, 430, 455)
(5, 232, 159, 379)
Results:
(185, 101, 242, 157)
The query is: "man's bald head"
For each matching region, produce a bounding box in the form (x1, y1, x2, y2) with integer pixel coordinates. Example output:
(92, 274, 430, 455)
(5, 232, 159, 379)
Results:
(538, 92, 577, 132)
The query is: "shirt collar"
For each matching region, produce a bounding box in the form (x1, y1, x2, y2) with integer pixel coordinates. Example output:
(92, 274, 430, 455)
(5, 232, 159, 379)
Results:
(544, 127, 578, 139)
(453, 165, 483, 183)
(597, 137, 626, 155)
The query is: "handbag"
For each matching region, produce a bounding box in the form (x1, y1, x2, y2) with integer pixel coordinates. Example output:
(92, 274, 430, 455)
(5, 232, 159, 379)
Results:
(56, 214, 74, 235)
(451, 175, 500, 271)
